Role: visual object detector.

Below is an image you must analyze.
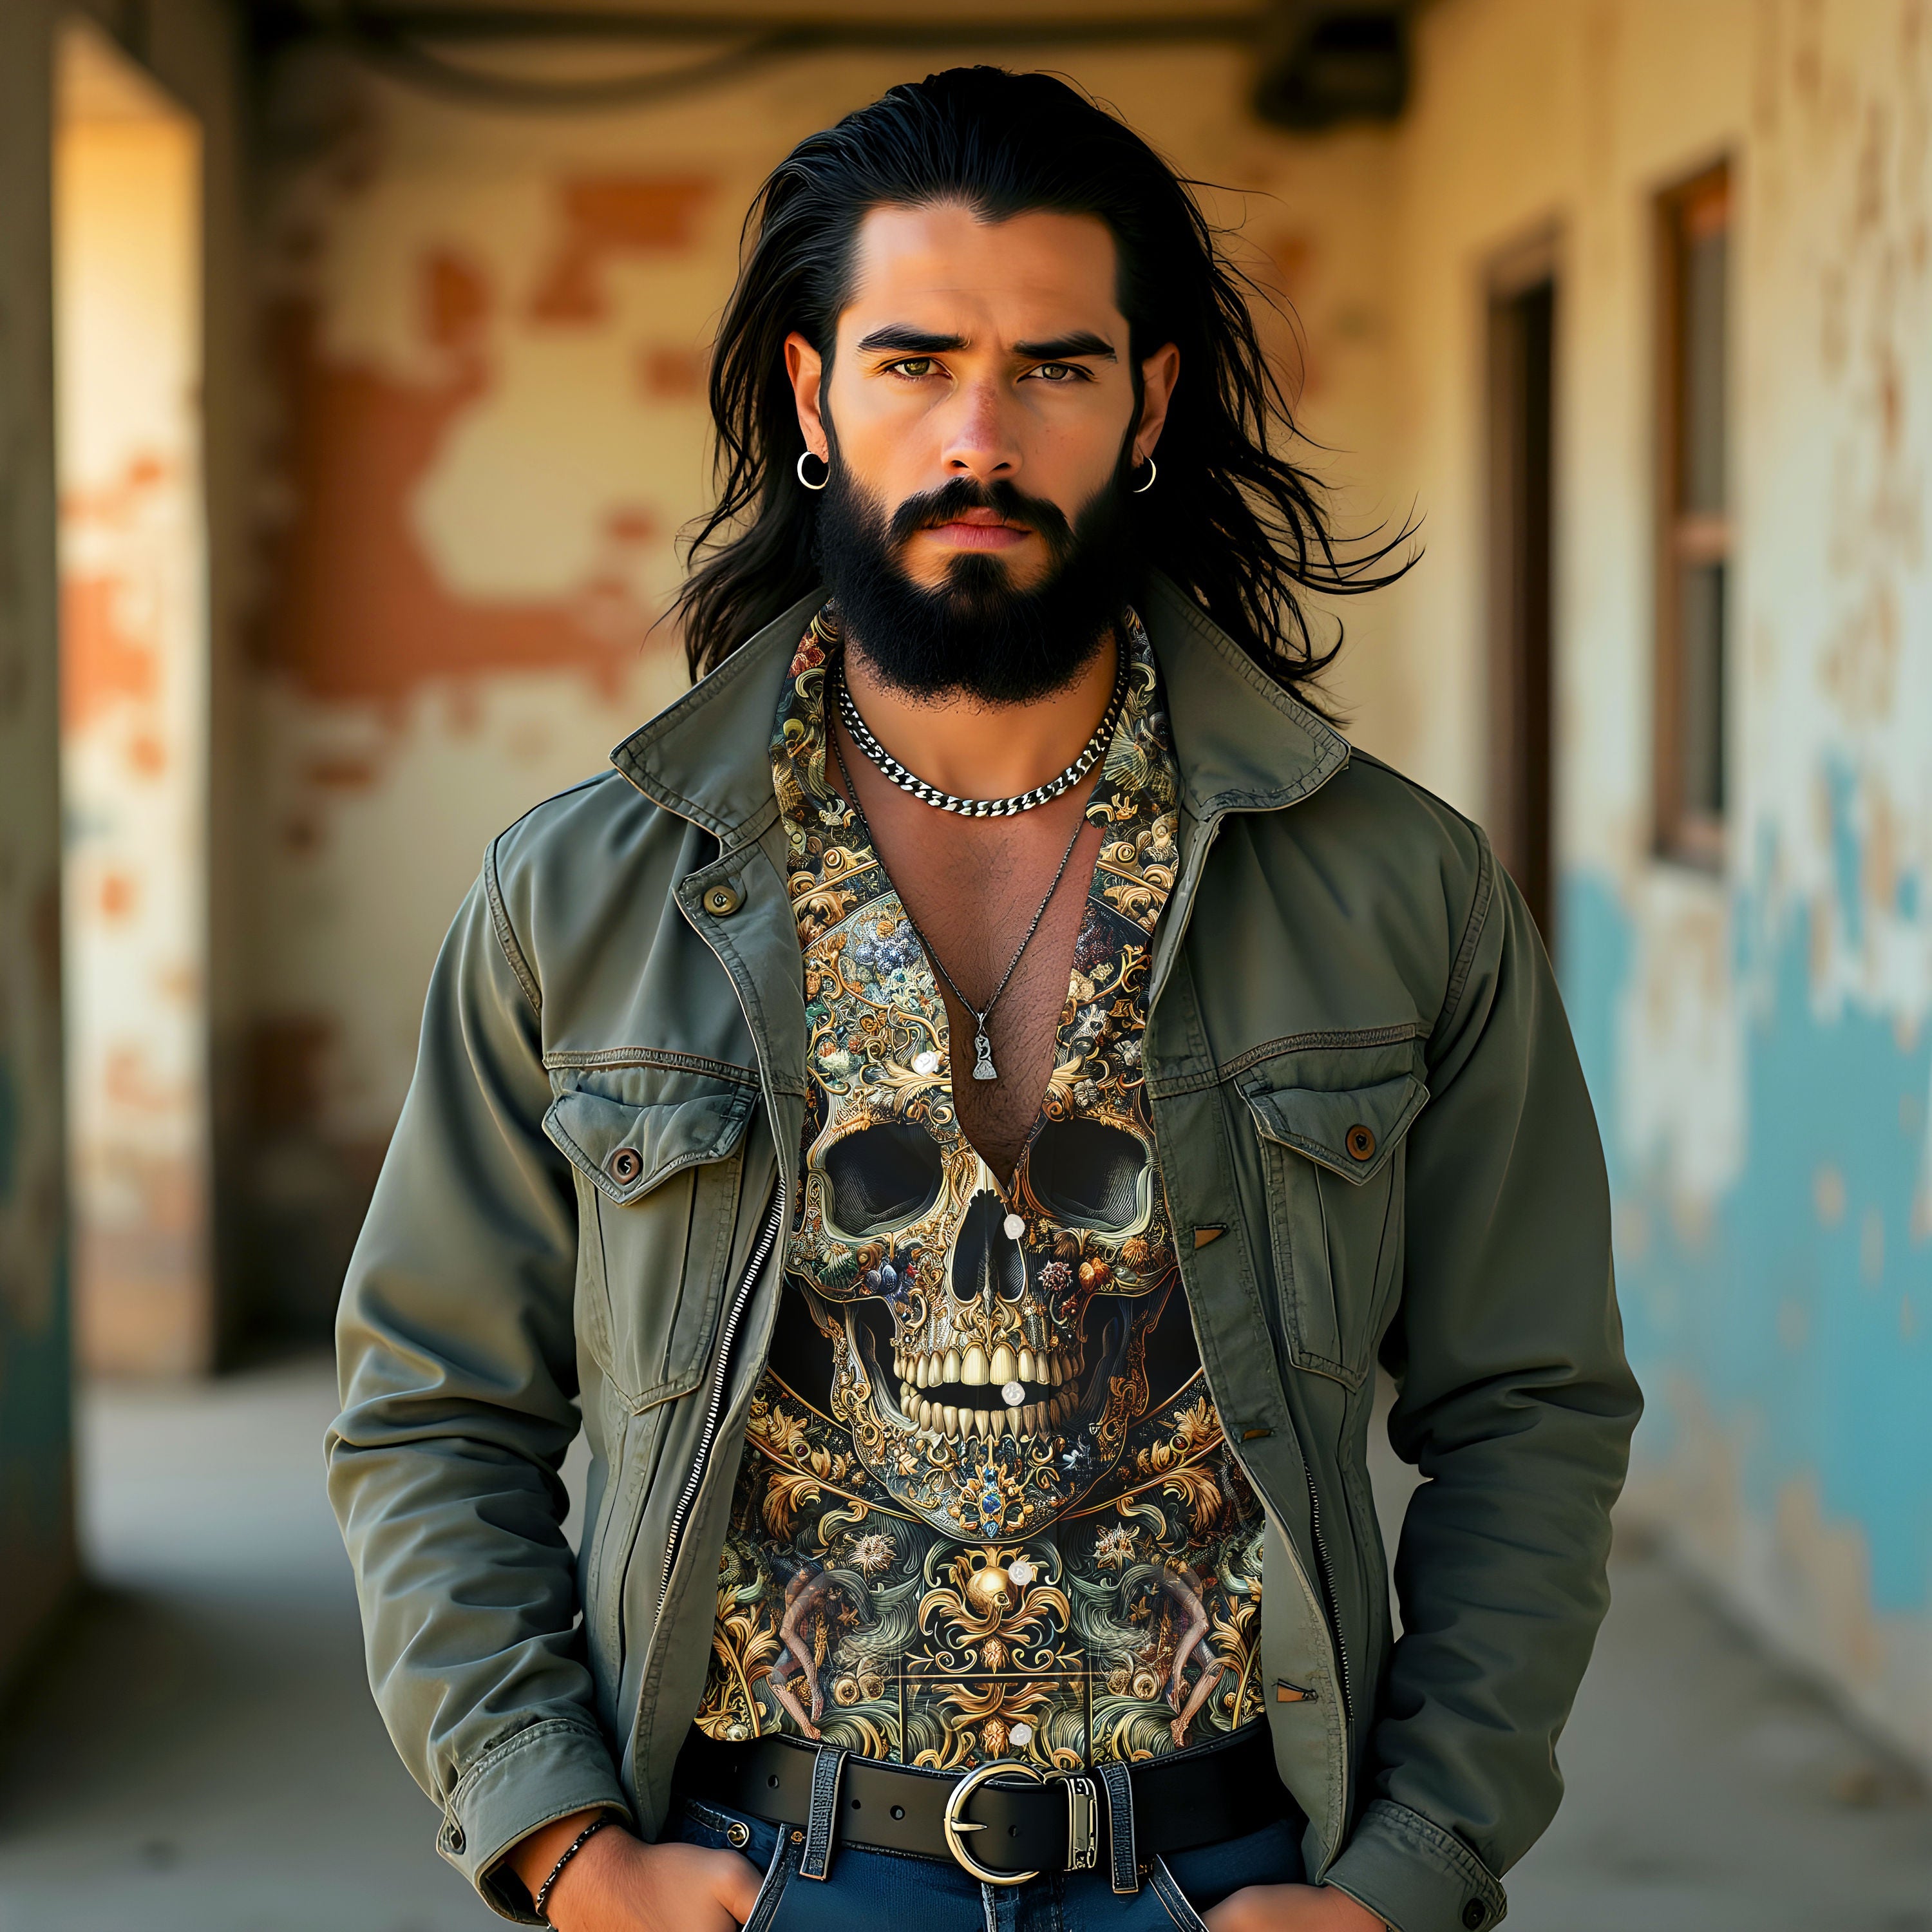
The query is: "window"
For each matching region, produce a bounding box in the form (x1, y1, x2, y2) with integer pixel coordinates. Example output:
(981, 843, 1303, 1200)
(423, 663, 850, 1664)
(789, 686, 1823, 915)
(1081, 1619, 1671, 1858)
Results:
(1654, 162, 1731, 866)
(1486, 236, 1558, 947)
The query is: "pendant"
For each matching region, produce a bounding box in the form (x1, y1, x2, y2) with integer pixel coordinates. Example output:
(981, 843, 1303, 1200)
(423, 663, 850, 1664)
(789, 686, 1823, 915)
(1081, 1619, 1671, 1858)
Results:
(971, 1030, 998, 1081)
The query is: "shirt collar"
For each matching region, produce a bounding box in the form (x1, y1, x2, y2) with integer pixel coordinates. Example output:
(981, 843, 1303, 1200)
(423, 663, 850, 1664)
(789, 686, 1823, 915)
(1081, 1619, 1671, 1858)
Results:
(611, 574, 1349, 840)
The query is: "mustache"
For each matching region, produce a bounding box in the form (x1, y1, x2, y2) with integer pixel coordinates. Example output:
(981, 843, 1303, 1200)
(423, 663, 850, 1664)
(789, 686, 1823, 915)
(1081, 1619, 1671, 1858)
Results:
(887, 477, 1074, 554)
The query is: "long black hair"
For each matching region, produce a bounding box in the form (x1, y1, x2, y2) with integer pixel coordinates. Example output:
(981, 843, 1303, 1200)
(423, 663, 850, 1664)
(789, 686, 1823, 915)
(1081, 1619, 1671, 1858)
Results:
(674, 66, 1410, 705)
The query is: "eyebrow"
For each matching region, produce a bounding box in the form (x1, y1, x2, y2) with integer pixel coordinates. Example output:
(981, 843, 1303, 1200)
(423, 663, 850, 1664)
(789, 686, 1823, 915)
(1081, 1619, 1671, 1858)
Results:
(855, 326, 965, 355)
(855, 325, 1118, 363)
(1014, 332, 1117, 362)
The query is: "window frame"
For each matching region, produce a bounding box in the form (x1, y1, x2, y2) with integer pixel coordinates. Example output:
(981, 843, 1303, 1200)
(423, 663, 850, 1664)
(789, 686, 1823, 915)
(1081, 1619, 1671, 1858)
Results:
(1484, 226, 1561, 949)
(1652, 158, 1733, 871)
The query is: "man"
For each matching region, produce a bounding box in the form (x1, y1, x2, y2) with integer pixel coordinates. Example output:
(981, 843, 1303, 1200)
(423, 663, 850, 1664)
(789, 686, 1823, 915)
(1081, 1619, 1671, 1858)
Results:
(328, 68, 1639, 1932)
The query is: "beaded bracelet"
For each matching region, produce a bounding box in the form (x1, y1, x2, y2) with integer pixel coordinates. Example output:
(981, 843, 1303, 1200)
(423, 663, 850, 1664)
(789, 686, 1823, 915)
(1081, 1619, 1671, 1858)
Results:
(533, 1814, 612, 1924)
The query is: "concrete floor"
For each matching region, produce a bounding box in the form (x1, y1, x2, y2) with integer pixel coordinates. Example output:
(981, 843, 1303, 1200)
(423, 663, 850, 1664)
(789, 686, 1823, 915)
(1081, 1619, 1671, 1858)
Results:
(0, 1359, 1927, 1931)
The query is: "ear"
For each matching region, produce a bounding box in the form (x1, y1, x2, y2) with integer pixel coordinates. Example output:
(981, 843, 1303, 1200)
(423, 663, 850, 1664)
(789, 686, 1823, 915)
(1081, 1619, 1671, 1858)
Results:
(786, 332, 829, 462)
(1133, 342, 1180, 464)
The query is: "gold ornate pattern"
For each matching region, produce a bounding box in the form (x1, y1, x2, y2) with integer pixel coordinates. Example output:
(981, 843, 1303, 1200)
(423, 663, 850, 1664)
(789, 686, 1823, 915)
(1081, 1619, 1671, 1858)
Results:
(697, 612, 1265, 1769)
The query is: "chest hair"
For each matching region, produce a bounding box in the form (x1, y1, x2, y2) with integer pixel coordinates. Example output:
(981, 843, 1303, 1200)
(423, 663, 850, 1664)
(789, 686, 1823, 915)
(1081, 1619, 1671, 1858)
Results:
(835, 723, 1104, 1185)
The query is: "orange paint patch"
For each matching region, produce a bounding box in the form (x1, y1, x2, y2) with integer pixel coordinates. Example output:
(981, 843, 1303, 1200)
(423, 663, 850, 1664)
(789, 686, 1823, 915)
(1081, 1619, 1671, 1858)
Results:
(529, 176, 712, 325)
(62, 573, 157, 730)
(62, 450, 173, 529)
(104, 1042, 188, 1114)
(126, 732, 166, 777)
(1264, 231, 1316, 299)
(99, 871, 137, 920)
(253, 274, 643, 710)
(424, 249, 490, 352)
(605, 506, 658, 547)
(303, 752, 379, 791)
(639, 344, 706, 399)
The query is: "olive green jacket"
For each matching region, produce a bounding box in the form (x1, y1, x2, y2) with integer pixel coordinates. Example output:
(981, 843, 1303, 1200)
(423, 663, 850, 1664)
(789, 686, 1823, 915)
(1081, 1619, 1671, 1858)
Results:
(328, 576, 1638, 1932)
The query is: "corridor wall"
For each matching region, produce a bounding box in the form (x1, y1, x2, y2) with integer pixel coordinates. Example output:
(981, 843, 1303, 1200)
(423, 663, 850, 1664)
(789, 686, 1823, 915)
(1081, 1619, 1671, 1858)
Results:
(0, 0, 74, 1690)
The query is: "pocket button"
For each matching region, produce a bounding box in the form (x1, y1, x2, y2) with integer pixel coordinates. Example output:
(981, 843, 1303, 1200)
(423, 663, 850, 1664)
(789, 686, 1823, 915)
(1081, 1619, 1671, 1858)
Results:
(607, 1147, 644, 1185)
(703, 882, 743, 916)
(1345, 1123, 1376, 1161)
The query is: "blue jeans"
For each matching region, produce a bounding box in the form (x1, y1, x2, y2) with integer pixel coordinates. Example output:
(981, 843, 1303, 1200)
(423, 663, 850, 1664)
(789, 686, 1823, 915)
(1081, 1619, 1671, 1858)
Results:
(669, 1791, 1308, 1932)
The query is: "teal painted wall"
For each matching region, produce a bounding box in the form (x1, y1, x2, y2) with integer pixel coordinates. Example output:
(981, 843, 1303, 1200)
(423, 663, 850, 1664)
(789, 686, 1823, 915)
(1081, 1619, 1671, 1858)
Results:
(1564, 841, 1932, 1752)
(1353, 0, 1932, 1763)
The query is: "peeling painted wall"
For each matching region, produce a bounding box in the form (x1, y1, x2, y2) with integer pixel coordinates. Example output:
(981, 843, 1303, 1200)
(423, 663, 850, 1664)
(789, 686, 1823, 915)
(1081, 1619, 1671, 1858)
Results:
(1367, 0, 1932, 1765)
(55, 23, 213, 1377)
(239, 38, 1399, 1333)
(225, 0, 1931, 1766)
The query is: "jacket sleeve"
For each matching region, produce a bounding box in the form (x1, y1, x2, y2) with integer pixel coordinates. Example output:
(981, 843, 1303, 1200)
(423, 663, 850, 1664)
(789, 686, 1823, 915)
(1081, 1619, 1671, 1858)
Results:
(326, 847, 630, 1923)
(1321, 834, 1642, 1932)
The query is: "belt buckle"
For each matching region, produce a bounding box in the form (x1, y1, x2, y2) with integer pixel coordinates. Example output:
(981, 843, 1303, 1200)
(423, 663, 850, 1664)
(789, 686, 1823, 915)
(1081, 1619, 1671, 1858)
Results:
(942, 1759, 1042, 1886)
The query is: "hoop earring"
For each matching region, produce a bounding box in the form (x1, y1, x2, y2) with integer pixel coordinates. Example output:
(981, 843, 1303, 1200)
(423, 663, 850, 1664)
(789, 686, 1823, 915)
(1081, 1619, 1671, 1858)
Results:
(796, 450, 830, 492)
(1131, 457, 1157, 495)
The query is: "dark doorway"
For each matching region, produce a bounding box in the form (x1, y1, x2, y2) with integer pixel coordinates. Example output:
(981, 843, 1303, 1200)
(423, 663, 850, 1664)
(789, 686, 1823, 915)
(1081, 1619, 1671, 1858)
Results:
(1486, 247, 1557, 952)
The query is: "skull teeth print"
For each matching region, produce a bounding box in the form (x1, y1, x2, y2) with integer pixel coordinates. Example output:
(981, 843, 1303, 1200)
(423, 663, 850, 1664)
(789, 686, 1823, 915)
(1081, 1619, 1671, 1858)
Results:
(860, 1305, 1135, 1444)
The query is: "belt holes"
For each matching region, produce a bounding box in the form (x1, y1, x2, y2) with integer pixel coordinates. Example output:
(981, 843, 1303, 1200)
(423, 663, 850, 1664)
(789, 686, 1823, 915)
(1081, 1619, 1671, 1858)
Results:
(1009, 1825, 1021, 1837)
(890, 1805, 905, 1821)
(849, 1799, 861, 1810)
(767, 1774, 780, 1788)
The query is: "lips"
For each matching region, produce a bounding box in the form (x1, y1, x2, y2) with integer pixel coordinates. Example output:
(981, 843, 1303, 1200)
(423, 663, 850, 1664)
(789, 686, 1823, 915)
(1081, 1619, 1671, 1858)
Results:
(920, 519, 1029, 551)
(848, 1307, 1132, 1446)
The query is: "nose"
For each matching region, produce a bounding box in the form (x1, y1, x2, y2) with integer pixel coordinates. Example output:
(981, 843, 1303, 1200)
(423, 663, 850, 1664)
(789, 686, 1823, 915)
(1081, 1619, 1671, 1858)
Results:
(939, 374, 1019, 482)
(949, 1189, 1027, 1303)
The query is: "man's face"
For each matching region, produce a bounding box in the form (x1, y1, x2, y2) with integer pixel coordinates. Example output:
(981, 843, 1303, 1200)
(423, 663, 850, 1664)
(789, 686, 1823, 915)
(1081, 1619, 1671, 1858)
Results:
(786, 204, 1176, 699)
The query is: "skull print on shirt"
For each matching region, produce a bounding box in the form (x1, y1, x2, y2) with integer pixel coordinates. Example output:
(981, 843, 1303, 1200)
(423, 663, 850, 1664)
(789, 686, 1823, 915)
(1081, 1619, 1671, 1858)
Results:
(697, 610, 1266, 1770)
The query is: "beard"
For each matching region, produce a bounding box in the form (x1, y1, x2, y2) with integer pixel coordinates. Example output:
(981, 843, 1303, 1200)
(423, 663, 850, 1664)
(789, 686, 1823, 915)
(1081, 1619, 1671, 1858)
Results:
(813, 434, 1141, 706)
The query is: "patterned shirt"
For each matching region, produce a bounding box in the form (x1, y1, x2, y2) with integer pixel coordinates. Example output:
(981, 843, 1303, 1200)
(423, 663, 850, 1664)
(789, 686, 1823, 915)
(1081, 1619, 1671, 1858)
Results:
(696, 610, 1266, 1770)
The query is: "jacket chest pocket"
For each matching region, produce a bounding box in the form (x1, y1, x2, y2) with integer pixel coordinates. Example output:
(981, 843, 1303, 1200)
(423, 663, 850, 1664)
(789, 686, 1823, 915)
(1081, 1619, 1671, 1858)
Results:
(1244, 1073, 1427, 1389)
(544, 1074, 756, 1410)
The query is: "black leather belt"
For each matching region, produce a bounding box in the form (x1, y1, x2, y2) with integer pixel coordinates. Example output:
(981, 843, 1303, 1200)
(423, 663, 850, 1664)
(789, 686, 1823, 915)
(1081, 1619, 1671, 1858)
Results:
(676, 1724, 1291, 1886)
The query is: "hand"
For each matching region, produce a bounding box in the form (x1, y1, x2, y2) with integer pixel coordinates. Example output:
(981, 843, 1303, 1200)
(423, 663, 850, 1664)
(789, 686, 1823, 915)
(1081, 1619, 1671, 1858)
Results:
(508, 1812, 762, 1932)
(1204, 1882, 1388, 1932)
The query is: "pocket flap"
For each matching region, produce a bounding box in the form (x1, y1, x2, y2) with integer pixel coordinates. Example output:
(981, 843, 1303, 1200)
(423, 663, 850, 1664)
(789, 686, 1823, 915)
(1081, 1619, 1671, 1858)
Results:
(1244, 1073, 1427, 1185)
(544, 1085, 753, 1205)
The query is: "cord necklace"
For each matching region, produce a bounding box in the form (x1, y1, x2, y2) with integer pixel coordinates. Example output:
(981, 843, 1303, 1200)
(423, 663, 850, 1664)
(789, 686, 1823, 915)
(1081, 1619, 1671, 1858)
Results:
(829, 725, 1090, 1084)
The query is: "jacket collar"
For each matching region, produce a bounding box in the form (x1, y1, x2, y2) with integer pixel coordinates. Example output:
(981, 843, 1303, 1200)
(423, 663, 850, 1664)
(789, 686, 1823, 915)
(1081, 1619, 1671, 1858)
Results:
(611, 574, 1349, 839)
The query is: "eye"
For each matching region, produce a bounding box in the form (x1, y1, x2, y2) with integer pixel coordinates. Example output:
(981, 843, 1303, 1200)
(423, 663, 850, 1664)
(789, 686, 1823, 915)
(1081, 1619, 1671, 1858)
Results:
(822, 1122, 944, 1235)
(1027, 1119, 1148, 1231)
(1027, 362, 1087, 383)
(885, 356, 937, 379)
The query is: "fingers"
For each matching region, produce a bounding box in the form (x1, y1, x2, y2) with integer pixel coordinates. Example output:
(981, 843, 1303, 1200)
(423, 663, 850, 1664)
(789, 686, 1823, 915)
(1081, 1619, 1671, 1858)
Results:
(714, 1848, 764, 1924)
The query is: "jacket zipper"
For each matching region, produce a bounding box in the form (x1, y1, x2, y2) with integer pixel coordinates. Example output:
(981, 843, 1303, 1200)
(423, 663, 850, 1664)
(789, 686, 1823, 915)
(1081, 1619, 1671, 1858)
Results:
(657, 1177, 788, 1613)
(1304, 1465, 1354, 1725)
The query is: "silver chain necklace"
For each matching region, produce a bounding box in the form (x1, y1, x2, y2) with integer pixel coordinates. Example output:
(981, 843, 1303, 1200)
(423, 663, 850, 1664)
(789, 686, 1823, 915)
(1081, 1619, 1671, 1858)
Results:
(828, 620, 1129, 819)
(829, 730, 1088, 1083)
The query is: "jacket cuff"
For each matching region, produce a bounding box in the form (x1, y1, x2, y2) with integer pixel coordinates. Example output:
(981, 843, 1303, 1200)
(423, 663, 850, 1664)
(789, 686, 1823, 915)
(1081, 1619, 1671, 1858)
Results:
(1321, 1799, 1508, 1932)
(437, 1716, 633, 1922)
